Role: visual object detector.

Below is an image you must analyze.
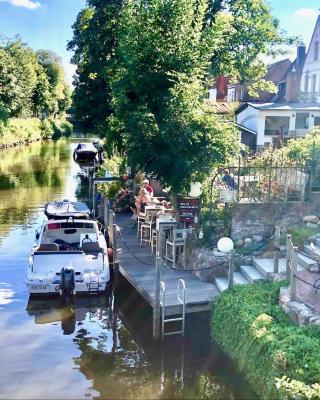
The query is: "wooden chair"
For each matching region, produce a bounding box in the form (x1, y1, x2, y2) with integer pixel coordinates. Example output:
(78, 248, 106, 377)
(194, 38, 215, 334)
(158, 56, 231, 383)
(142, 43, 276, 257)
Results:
(140, 209, 159, 247)
(165, 228, 187, 267)
(137, 211, 146, 237)
(151, 228, 157, 254)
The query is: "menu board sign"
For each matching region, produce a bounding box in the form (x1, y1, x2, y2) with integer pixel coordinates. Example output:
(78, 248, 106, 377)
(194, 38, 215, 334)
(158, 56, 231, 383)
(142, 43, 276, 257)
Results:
(178, 197, 200, 226)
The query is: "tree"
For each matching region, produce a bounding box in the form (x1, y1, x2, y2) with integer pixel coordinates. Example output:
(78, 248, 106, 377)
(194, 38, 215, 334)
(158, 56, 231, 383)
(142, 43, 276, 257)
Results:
(32, 64, 51, 117)
(206, 0, 295, 93)
(37, 49, 71, 116)
(1, 38, 38, 117)
(67, 0, 123, 129)
(0, 48, 19, 114)
(107, 0, 293, 193)
(108, 0, 239, 192)
(0, 37, 70, 118)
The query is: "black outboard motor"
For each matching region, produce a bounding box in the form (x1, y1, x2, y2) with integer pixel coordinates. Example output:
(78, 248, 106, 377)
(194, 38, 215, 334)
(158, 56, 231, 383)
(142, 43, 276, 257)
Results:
(60, 267, 75, 297)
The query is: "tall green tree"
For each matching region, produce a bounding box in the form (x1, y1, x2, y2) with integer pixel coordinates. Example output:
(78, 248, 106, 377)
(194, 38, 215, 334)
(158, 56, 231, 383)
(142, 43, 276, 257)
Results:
(108, 0, 293, 192)
(37, 50, 71, 116)
(0, 37, 70, 118)
(67, 0, 123, 130)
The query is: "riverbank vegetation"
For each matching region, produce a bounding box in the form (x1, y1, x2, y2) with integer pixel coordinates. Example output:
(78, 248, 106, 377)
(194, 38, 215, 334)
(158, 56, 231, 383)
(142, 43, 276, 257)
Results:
(0, 36, 72, 147)
(212, 282, 320, 399)
(70, 0, 293, 195)
(0, 117, 72, 148)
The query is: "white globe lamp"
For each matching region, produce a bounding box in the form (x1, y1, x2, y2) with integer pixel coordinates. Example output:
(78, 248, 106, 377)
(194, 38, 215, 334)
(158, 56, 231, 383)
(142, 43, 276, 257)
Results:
(217, 237, 234, 254)
(189, 182, 202, 198)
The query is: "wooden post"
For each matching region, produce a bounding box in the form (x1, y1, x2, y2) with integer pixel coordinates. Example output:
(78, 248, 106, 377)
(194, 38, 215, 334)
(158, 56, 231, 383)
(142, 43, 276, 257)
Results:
(228, 250, 235, 289)
(92, 180, 96, 218)
(109, 210, 114, 246)
(273, 226, 280, 274)
(290, 246, 298, 301)
(286, 234, 292, 281)
(103, 196, 109, 229)
(153, 257, 161, 339)
(113, 222, 119, 290)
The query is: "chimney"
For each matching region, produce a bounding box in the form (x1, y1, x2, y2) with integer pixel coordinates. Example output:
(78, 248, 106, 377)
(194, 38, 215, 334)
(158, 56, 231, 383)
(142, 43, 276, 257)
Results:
(297, 45, 306, 68)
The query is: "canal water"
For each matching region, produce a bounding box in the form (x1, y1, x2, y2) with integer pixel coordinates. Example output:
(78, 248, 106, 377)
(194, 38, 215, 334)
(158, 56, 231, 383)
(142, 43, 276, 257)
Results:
(0, 138, 256, 399)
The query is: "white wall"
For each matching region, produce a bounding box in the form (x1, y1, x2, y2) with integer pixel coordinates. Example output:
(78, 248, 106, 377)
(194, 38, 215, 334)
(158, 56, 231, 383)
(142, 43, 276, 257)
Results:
(209, 88, 217, 102)
(227, 87, 235, 102)
(301, 18, 320, 101)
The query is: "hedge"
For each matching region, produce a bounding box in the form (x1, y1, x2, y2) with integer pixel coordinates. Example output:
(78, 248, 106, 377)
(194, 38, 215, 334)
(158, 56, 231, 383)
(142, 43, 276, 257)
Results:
(0, 117, 72, 147)
(211, 282, 320, 399)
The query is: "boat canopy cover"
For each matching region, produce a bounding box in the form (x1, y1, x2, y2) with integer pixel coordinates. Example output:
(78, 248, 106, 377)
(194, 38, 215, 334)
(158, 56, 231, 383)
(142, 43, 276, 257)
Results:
(44, 200, 91, 219)
(75, 143, 98, 153)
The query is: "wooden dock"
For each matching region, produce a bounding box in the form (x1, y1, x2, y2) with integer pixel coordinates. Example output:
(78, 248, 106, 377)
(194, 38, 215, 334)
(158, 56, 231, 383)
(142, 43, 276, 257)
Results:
(115, 213, 220, 317)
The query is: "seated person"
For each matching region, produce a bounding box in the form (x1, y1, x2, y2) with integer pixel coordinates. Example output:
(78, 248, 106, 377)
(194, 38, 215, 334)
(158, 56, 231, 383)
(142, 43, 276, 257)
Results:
(135, 188, 151, 214)
(142, 179, 153, 196)
(222, 169, 237, 190)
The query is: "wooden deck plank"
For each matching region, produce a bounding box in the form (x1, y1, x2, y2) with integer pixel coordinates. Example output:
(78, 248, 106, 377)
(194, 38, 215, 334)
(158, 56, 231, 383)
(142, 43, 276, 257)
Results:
(115, 213, 219, 315)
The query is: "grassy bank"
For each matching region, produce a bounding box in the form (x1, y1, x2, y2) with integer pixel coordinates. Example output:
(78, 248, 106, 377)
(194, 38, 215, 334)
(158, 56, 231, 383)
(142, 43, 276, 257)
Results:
(211, 282, 320, 399)
(0, 117, 72, 148)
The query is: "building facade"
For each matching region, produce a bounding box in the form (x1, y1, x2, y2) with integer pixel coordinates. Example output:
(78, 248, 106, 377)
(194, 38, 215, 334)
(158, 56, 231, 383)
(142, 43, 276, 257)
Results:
(300, 16, 320, 103)
(236, 103, 320, 149)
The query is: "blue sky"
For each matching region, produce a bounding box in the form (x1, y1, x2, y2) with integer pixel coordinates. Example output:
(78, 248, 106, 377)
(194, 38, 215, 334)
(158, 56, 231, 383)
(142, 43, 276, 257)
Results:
(0, 0, 319, 86)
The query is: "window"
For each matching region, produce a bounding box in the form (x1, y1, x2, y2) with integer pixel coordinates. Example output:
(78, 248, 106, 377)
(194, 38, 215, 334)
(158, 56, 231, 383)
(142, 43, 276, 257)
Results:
(227, 87, 235, 102)
(311, 75, 317, 94)
(314, 117, 320, 126)
(315, 41, 319, 61)
(304, 74, 309, 92)
(295, 113, 310, 129)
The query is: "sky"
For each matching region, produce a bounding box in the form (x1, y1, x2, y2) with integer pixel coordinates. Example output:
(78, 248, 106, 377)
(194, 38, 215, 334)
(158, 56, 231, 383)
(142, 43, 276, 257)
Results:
(0, 0, 319, 86)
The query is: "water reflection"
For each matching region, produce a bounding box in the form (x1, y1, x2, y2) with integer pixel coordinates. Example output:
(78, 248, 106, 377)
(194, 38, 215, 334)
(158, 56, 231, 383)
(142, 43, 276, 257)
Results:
(25, 288, 256, 399)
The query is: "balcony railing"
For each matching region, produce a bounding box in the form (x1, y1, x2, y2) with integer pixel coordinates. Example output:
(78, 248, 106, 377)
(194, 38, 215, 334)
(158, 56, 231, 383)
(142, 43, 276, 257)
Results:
(288, 129, 308, 138)
(298, 92, 319, 103)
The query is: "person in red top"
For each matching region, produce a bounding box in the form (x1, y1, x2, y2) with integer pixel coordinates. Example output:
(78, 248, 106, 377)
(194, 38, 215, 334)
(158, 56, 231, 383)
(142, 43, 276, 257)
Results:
(143, 179, 153, 195)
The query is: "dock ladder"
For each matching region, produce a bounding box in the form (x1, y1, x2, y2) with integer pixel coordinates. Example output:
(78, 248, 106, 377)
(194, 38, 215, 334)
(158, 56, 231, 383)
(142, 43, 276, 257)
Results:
(87, 272, 100, 294)
(160, 279, 186, 340)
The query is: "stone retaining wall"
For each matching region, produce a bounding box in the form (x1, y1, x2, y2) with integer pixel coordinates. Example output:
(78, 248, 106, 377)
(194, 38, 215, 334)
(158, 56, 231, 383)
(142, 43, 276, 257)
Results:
(231, 193, 320, 240)
(279, 287, 320, 327)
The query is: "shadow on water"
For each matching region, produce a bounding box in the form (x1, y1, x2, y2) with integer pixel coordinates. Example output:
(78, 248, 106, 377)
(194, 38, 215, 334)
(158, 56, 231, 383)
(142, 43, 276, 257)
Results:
(0, 138, 257, 399)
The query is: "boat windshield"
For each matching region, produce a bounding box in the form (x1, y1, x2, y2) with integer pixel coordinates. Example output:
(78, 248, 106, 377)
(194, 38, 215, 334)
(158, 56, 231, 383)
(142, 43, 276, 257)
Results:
(40, 221, 98, 251)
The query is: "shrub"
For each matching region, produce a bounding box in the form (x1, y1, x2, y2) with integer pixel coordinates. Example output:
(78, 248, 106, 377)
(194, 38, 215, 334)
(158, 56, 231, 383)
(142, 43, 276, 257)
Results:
(211, 282, 320, 399)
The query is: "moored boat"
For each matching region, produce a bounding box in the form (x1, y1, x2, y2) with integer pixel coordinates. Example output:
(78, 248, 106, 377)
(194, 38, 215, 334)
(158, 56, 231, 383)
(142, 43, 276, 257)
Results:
(27, 200, 110, 296)
(73, 143, 98, 163)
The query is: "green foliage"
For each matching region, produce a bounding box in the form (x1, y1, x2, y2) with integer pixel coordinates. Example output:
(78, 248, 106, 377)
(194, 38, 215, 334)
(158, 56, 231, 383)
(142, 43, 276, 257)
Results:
(212, 282, 320, 399)
(287, 226, 320, 246)
(207, 0, 295, 95)
(0, 37, 70, 119)
(0, 117, 72, 146)
(68, 0, 122, 130)
(111, 0, 243, 193)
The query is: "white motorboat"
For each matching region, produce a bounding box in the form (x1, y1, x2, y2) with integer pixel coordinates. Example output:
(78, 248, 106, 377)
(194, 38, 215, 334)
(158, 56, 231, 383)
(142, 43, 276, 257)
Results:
(27, 201, 110, 296)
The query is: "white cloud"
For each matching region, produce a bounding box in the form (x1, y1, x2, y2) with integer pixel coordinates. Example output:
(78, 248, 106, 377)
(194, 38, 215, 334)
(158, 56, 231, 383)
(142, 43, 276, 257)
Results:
(0, 0, 41, 9)
(293, 8, 318, 19)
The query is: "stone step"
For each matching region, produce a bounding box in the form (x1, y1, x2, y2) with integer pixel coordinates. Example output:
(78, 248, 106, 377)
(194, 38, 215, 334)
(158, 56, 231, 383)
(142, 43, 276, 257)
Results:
(303, 244, 320, 260)
(252, 257, 285, 278)
(297, 252, 318, 270)
(239, 265, 265, 283)
(214, 277, 228, 292)
(214, 272, 249, 292)
(314, 238, 320, 247)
